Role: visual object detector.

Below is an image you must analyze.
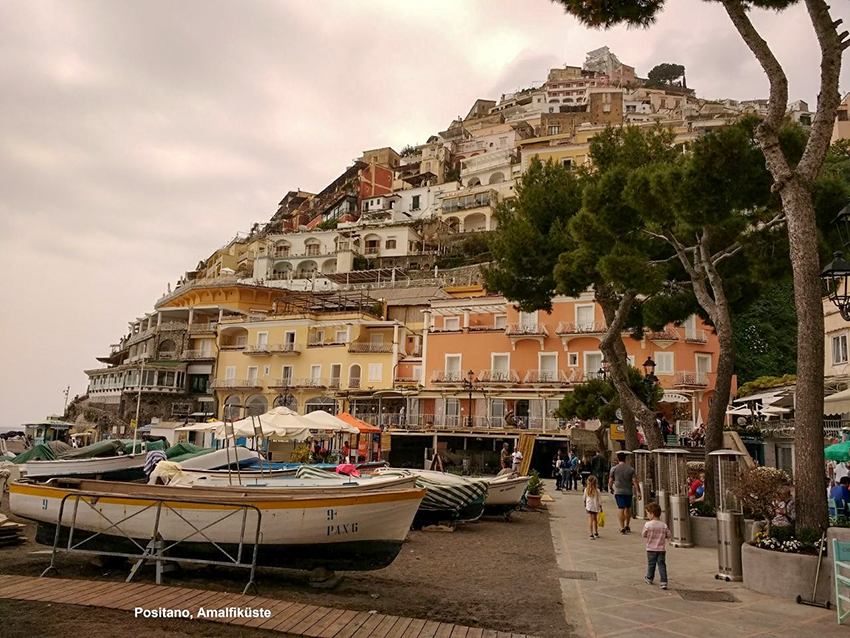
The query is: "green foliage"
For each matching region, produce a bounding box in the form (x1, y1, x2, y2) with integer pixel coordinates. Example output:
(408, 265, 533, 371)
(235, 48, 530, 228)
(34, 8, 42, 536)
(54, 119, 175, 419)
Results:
(445, 166, 461, 182)
(290, 445, 312, 463)
(399, 145, 418, 157)
(736, 374, 797, 398)
(437, 233, 491, 269)
(646, 63, 686, 88)
(689, 501, 716, 517)
(795, 526, 822, 547)
(768, 525, 795, 544)
(526, 469, 544, 495)
(556, 367, 663, 421)
(551, 0, 800, 29)
(352, 256, 369, 271)
(732, 281, 797, 384)
(316, 218, 339, 231)
(483, 157, 584, 311)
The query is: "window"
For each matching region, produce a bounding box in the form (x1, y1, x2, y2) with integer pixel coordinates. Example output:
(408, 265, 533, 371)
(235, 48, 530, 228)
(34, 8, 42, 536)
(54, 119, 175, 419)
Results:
(334, 329, 348, 343)
(263, 365, 270, 376)
(585, 352, 603, 377)
(444, 317, 460, 331)
(576, 305, 594, 329)
(247, 366, 258, 382)
(284, 330, 296, 345)
(330, 364, 341, 387)
(225, 366, 236, 380)
(491, 399, 506, 420)
(257, 332, 268, 348)
(411, 195, 421, 210)
(310, 365, 322, 382)
(539, 353, 558, 381)
(312, 329, 325, 345)
(519, 310, 537, 331)
(492, 353, 510, 379)
(568, 353, 578, 367)
(236, 335, 247, 347)
(368, 363, 382, 382)
(385, 239, 397, 250)
(445, 354, 461, 379)
(548, 125, 560, 136)
(655, 352, 674, 374)
(696, 354, 712, 374)
(494, 315, 507, 329)
(281, 365, 293, 382)
(834, 334, 849, 365)
(189, 375, 208, 394)
(370, 332, 384, 344)
(562, 158, 573, 168)
(412, 365, 423, 381)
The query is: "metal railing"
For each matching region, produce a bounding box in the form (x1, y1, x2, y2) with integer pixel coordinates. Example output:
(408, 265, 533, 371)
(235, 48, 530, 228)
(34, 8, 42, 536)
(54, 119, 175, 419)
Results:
(219, 342, 246, 351)
(685, 328, 708, 343)
(267, 378, 293, 389)
(478, 369, 520, 384)
(269, 343, 300, 354)
(395, 414, 567, 431)
(189, 322, 217, 334)
(290, 377, 327, 388)
(431, 370, 464, 383)
(523, 369, 571, 384)
(647, 328, 680, 341)
(183, 349, 216, 360)
(673, 371, 709, 387)
(555, 321, 607, 335)
(40, 489, 260, 594)
(156, 350, 178, 359)
(210, 378, 262, 389)
(348, 342, 393, 353)
(505, 323, 549, 337)
(243, 344, 271, 355)
(348, 378, 361, 389)
(307, 339, 348, 348)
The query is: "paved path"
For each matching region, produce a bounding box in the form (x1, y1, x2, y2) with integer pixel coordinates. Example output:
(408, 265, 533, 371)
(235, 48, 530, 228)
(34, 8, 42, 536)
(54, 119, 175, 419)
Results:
(545, 482, 845, 637)
(0, 573, 538, 638)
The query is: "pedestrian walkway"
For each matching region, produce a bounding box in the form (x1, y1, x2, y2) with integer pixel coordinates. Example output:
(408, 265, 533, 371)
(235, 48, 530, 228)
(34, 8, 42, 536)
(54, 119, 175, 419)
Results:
(0, 573, 538, 638)
(546, 482, 843, 638)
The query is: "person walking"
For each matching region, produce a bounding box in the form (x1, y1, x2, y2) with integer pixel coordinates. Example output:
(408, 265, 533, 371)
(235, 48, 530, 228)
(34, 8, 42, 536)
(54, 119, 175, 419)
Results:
(642, 502, 671, 589)
(591, 452, 606, 491)
(579, 454, 592, 487)
(500, 443, 511, 470)
(567, 449, 579, 491)
(511, 447, 523, 473)
(553, 452, 563, 490)
(584, 475, 602, 540)
(608, 451, 641, 533)
(559, 454, 570, 491)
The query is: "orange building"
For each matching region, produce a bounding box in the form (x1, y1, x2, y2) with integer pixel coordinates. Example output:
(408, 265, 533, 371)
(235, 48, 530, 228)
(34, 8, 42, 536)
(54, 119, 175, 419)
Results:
(412, 293, 723, 434)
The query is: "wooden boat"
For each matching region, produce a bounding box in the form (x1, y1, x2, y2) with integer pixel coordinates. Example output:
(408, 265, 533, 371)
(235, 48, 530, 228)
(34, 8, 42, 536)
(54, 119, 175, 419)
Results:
(9, 479, 425, 572)
(23, 447, 261, 480)
(483, 474, 529, 509)
(374, 468, 489, 525)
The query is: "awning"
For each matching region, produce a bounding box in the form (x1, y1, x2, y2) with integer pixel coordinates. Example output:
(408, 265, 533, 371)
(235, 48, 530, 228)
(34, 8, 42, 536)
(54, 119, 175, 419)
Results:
(825, 388, 850, 415)
(337, 412, 381, 434)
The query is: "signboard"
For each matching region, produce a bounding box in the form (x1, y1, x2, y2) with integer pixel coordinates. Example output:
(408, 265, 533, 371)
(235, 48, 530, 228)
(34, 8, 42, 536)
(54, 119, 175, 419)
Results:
(381, 433, 392, 451)
(660, 392, 690, 404)
(610, 423, 625, 441)
(130, 419, 137, 430)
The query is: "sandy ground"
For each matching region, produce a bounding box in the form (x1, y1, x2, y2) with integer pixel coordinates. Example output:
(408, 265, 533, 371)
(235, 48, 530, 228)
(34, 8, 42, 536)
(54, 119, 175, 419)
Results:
(0, 494, 569, 638)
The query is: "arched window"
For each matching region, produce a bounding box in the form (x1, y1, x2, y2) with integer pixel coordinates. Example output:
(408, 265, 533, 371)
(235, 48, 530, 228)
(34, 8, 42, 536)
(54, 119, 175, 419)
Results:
(273, 394, 298, 411)
(349, 364, 362, 389)
(488, 172, 505, 185)
(223, 394, 241, 420)
(245, 394, 268, 417)
(467, 177, 481, 188)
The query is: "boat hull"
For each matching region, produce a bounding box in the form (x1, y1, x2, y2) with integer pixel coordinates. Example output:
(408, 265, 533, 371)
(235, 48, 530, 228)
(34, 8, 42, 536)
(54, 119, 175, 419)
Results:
(10, 480, 424, 571)
(484, 476, 529, 507)
(24, 454, 147, 479)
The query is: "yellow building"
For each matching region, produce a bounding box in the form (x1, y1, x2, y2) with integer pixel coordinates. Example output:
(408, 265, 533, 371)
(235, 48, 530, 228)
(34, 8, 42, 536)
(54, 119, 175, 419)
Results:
(212, 309, 411, 418)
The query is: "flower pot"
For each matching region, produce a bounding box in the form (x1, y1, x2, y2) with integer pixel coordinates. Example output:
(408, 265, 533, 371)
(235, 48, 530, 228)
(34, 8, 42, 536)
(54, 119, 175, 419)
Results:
(527, 494, 542, 507)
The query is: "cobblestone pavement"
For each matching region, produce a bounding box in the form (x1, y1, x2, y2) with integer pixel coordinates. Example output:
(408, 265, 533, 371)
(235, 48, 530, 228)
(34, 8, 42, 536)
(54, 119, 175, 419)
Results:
(546, 481, 845, 637)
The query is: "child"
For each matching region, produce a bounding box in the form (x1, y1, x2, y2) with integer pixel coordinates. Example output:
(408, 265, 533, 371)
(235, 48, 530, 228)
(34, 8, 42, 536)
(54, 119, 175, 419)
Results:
(583, 475, 602, 539)
(642, 502, 672, 589)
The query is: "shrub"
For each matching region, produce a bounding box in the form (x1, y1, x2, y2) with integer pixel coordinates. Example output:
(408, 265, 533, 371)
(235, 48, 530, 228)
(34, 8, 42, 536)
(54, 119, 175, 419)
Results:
(689, 501, 716, 517)
(526, 470, 544, 496)
(769, 525, 794, 544)
(290, 445, 311, 463)
(728, 466, 791, 528)
(795, 526, 822, 547)
(753, 531, 804, 553)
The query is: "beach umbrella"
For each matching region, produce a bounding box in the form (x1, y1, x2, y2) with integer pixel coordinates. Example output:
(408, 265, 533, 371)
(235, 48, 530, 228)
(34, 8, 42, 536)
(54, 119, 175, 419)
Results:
(825, 440, 850, 462)
(303, 410, 360, 434)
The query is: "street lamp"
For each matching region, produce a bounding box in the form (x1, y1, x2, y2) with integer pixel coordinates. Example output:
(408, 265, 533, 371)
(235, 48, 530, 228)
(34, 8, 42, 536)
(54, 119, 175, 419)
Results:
(821, 251, 850, 321)
(461, 369, 476, 428)
(642, 357, 658, 404)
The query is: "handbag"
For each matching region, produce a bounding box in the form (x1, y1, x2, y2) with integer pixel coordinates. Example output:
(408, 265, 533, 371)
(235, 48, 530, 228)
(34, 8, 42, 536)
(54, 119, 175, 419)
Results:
(598, 510, 605, 527)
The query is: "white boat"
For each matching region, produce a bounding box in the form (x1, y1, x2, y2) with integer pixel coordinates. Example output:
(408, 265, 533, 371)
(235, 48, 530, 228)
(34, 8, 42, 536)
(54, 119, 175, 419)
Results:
(374, 468, 489, 524)
(483, 474, 529, 508)
(23, 446, 261, 480)
(10, 479, 425, 571)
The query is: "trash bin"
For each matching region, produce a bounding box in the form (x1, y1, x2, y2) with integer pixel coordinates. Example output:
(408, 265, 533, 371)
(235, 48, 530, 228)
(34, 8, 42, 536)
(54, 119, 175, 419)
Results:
(710, 449, 747, 581)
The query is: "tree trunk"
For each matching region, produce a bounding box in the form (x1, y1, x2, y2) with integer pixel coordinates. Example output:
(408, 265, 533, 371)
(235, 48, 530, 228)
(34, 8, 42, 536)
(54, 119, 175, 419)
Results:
(704, 314, 735, 505)
(620, 400, 640, 452)
(780, 178, 828, 530)
(596, 290, 665, 450)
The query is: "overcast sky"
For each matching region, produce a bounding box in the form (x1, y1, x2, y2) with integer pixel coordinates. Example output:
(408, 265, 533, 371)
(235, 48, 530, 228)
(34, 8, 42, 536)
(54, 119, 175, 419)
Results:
(0, 0, 847, 429)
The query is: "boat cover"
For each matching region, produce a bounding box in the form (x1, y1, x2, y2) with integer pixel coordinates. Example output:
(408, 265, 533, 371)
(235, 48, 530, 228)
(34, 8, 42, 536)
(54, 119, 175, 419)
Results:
(12, 444, 56, 464)
(56, 440, 125, 460)
(165, 442, 207, 459)
(410, 475, 489, 512)
(48, 441, 72, 455)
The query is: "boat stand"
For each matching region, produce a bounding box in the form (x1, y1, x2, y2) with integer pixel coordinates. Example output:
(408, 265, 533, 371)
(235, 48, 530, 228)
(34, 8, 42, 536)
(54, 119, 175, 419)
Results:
(40, 490, 262, 594)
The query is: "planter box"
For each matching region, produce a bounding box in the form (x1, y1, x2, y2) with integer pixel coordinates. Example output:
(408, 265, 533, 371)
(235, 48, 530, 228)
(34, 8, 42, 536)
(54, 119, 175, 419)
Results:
(742, 542, 834, 603)
(828, 527, 850, 606)
(689, 515, 756, 548)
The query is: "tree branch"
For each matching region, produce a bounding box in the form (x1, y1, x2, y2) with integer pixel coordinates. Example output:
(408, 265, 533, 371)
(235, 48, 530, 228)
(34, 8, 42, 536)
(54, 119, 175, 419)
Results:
(665, 231, 699, 280)
(797, 0, 847, 183)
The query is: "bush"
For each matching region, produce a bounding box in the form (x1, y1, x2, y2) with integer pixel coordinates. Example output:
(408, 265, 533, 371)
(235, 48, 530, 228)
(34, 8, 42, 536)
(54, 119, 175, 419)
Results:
(290, 445, 311, 463)
(769, 525, 795, 544)
(753, 531, 804, 553)
(689, 501, 716, 517)
(728, 466, 791, 526)
(796, 526, 822, 547)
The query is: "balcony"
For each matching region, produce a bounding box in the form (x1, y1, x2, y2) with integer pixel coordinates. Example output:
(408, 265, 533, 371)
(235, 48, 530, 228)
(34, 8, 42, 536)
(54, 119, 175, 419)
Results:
(441, 190, 496, 213)
(159, 321, 188, 332)
(523, 370, 571, 385)
(189, 322, 217, 335)
(394, 375, 423, 386)
(431, 370, 464, 384)
(673, 371, 709, 388)
(155, 351, 178, 360)
(243, 344, 272, 356)
(290, 377, 328, 389)
(210, 378, 262, 390)
(505, 323, 549, 349)
(219, 342, 246, 351)
(478, 369, 520, 385)
(648, 328, 680, 344)
(269, 343, 301, 355)
(348, 342, 393, 354)
(555, 322, 607, 335)
(685, 328, 708, 343)
(308, 339, 348, 348)
(349, 378, 361, 389)
(268, 378, 294, 389)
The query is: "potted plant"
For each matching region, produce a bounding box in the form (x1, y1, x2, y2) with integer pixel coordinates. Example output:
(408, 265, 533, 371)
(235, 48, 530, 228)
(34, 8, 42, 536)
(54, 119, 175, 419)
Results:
(526, 470, 544, 507)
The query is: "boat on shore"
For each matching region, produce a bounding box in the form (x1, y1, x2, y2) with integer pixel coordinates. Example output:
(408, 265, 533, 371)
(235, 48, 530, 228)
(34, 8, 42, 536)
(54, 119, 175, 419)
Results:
(483, 473, 529, 512)
(374, 468, 489, 525)
(23, 446, 260, 480)
(9, 479, 425, 572)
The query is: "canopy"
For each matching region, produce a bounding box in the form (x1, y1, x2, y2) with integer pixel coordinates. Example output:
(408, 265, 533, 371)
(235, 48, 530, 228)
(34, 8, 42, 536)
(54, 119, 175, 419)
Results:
(303, 410, 360, 435)
(337, 412, 381, 434)
(174, 421, 223, 432)
(825, 440, 850, 462)
(216, 407, 330, 441)
(825, 388, 850, 415)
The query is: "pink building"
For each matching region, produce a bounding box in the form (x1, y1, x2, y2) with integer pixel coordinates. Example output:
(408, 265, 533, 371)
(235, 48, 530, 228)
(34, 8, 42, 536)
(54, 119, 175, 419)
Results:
(408, 294, 725, 434)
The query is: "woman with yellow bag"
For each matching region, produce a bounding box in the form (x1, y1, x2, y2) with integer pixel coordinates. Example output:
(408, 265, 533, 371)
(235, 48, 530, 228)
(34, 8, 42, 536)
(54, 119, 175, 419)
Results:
(584, 475, 603, 540)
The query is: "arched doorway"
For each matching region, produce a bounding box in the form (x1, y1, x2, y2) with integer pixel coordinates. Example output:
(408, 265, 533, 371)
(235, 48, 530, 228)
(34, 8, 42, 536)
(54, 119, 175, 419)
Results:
(488, 172, 504, 185)
(273, 394, 298, 411)
(223, 394, 241, 420)
(245, 394, 268, 417)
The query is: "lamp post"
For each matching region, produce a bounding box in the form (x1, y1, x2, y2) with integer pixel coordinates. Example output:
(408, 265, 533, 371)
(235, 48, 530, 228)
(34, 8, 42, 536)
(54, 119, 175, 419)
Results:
(598, 358, 610, 380)
(642, 356, 658, 405)
(461, 369, 476, 428)
(822, 203, 850, 320)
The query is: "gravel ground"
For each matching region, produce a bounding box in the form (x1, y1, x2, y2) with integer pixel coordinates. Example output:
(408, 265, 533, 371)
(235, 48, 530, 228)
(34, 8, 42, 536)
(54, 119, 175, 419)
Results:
(0, 494, 570, 638)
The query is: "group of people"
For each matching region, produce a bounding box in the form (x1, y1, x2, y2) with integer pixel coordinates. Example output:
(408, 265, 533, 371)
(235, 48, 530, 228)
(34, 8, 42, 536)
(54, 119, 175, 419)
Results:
(829, 460, 850, 517)
(579, 451, 670, 588)
(552, 449, 607, 492)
